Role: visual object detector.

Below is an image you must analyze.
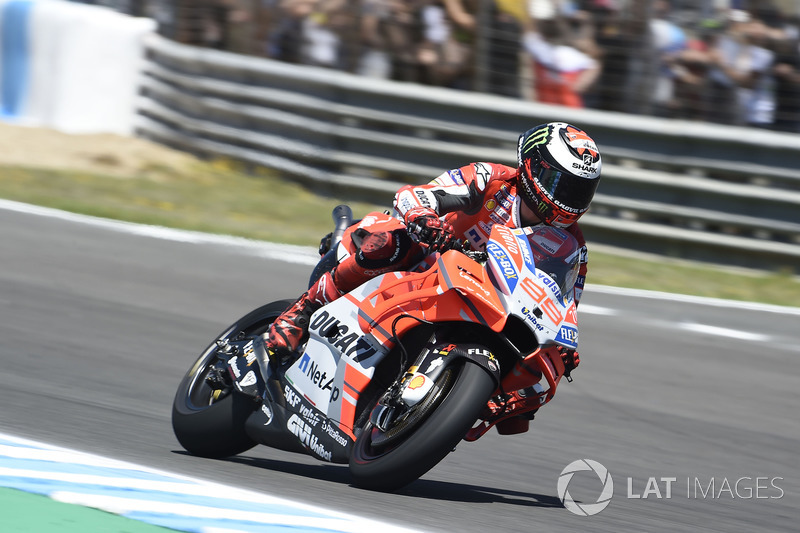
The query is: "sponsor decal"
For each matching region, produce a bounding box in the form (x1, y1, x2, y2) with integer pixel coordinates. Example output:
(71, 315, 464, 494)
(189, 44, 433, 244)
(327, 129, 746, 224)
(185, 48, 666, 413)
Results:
(537, 271, 564, 301)
(414, 189, 432, 209)
(520, 306, 546, 331)
(473, 163, 491, 190)
(298, 403, 321, 427)
(556, 325, 579, 347)
(516, 234, 535, 272)
(485, 199, 497, 210)
(458, 269, 491, 296)
(309, 311, 379, 363)
(228, 356, 241, 378)
(439, 343, 457, 355)
(487, 241, 519, 291)
(494, 185, 513, 209)
(287, 414, 332, 461)
(572, 161, 599, 174)
(408, 375, 426, 390)
(284, 385, 302, 408)
(537, 199, 549, 214)
(320, 420, 349, 447)
(563, 125, 599, 163)
(531, 229, 566, 255)
(239, 370, 257, 387)
(448, 169, 464, 184)
(426, 357, 444, 373)
(521, 126, 550, 154)
(297, 352, 341, 402)
(488, 211, 508, 225)
(496, 226, 520, 256)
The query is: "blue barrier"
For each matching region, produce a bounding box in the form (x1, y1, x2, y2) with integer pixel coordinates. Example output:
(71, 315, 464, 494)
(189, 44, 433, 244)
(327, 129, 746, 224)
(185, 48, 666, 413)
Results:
(0, 0, 33, 117)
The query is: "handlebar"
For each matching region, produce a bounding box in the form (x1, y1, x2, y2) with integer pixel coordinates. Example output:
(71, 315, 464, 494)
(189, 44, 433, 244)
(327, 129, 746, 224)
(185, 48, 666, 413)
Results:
(330, 205, 353, 250)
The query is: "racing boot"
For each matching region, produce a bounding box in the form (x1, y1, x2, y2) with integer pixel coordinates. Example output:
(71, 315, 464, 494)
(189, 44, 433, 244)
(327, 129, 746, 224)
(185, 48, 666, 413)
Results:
(265, 271, 341, 366)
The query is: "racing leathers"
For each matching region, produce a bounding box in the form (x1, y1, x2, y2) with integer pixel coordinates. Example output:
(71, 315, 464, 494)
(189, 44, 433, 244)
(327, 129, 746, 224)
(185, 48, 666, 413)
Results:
(392, 161, 588, 305)
(265, 161, 588, 365)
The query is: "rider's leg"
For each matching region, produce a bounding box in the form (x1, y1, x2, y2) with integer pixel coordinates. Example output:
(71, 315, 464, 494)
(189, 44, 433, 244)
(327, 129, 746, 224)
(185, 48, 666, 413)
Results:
(266, 229, 416, 364)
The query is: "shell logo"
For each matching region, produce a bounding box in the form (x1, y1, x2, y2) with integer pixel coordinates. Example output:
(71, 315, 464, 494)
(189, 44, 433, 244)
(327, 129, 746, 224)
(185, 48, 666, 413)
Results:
(408, 375, 427, 390)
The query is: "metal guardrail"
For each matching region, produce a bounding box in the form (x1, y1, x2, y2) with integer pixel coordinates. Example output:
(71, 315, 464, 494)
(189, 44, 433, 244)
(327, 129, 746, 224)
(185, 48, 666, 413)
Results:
(136, 34, 800, 273)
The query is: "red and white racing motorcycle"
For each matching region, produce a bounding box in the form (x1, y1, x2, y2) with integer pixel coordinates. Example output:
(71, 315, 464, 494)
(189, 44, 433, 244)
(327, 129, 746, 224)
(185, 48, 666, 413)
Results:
(172, 206, 580, 491)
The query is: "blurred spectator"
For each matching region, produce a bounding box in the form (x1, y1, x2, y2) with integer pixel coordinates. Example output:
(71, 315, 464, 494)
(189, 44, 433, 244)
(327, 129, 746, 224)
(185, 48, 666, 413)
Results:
(485, 1, 523, 98)
(583, 0, 649, 113)
(265, 0, 350, 69)
(649, 0, 690, 116)
(356, 0, 423, 81)
(264, 0, 313, 63)
(299, 0, 350, 69)
(522, 1, 600, 108)
(416, 0, 477, 89)
(670, 22, 718, 121)
(707, 10, 775, 127)
(357, 0, 395, 78)
(772, 25, 800, 132)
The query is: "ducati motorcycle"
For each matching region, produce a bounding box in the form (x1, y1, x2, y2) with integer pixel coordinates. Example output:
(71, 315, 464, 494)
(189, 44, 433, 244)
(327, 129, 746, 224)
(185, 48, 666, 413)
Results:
(172, 206, 580, 491)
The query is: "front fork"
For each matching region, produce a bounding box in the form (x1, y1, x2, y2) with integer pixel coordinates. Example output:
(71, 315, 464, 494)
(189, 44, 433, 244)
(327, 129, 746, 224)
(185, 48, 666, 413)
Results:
(369, 341, 502, 432)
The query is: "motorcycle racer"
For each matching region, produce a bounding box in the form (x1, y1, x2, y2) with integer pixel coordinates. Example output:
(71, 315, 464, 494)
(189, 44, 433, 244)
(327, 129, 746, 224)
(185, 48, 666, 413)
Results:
(266, 122, 602, 397)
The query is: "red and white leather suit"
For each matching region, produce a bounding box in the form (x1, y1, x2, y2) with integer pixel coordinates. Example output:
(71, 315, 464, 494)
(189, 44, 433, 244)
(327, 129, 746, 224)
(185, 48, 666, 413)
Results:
(332, 161, 588, 305)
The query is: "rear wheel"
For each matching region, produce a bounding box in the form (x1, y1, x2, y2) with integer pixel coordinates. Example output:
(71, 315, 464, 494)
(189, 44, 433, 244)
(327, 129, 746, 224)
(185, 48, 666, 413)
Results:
(349, 360, 495, 491)
(171, 300, 292, 458)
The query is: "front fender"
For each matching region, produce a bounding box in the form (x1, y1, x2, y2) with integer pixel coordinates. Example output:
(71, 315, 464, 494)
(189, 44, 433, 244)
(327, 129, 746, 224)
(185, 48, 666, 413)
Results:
(411, 342, 501, 387)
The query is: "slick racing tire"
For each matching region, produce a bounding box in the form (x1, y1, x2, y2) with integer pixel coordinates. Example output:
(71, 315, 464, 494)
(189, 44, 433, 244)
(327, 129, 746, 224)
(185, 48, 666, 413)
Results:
(349, 360, 495, 491)
(172, 299, 293, 458)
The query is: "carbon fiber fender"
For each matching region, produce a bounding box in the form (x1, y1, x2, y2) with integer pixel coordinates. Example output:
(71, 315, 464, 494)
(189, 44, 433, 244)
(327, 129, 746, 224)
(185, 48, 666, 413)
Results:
(412, 342, 501, 386)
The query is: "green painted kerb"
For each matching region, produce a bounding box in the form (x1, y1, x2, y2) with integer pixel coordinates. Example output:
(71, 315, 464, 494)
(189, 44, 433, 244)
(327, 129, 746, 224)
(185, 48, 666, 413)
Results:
(0, 487, 182, 533)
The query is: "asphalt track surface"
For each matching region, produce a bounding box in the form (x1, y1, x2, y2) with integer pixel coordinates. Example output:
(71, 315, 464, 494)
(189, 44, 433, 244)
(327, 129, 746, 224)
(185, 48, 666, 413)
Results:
(1, 202, 798, 533)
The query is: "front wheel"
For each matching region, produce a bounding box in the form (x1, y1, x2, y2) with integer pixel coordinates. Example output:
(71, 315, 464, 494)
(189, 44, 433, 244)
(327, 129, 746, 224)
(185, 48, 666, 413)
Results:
(171, 299, 293, 458)
(349, 360, 495, 491)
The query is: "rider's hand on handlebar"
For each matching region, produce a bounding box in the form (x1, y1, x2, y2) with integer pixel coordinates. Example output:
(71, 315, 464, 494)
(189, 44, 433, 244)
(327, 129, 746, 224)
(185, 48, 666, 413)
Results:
(404, 207, 456, 252)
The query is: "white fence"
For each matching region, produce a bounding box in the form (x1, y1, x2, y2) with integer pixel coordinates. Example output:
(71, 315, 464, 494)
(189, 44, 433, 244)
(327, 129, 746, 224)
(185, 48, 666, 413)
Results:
(136, 34, 800, 272)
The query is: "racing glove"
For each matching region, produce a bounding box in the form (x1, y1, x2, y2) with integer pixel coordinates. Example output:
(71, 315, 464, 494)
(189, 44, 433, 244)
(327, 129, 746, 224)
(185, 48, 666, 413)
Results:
(558, 346, 580, 380)
(404, 207, 456, 252)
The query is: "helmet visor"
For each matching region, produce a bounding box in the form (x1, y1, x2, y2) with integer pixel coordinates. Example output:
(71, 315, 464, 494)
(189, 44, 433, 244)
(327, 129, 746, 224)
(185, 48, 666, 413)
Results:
(533, 164, 600, 215)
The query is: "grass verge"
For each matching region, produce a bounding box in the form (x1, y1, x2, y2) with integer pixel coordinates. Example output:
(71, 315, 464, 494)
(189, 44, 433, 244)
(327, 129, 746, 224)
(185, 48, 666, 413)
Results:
(1, 160, 798, 308)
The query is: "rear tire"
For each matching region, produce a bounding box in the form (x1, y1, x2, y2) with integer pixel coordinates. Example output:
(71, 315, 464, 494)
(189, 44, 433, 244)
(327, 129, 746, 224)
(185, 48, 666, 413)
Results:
(171, 300, 293, 458)
(349, 360, 495, 491)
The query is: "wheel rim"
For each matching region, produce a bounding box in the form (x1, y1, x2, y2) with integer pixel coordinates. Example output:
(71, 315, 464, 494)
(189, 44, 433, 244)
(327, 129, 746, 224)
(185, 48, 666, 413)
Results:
(361, 367, 457, 455)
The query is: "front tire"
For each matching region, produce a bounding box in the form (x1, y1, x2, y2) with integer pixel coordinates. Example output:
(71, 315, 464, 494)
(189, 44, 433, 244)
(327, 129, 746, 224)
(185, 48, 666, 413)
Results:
(349, 360, 495, 491)
(172, 300, 293, 458)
